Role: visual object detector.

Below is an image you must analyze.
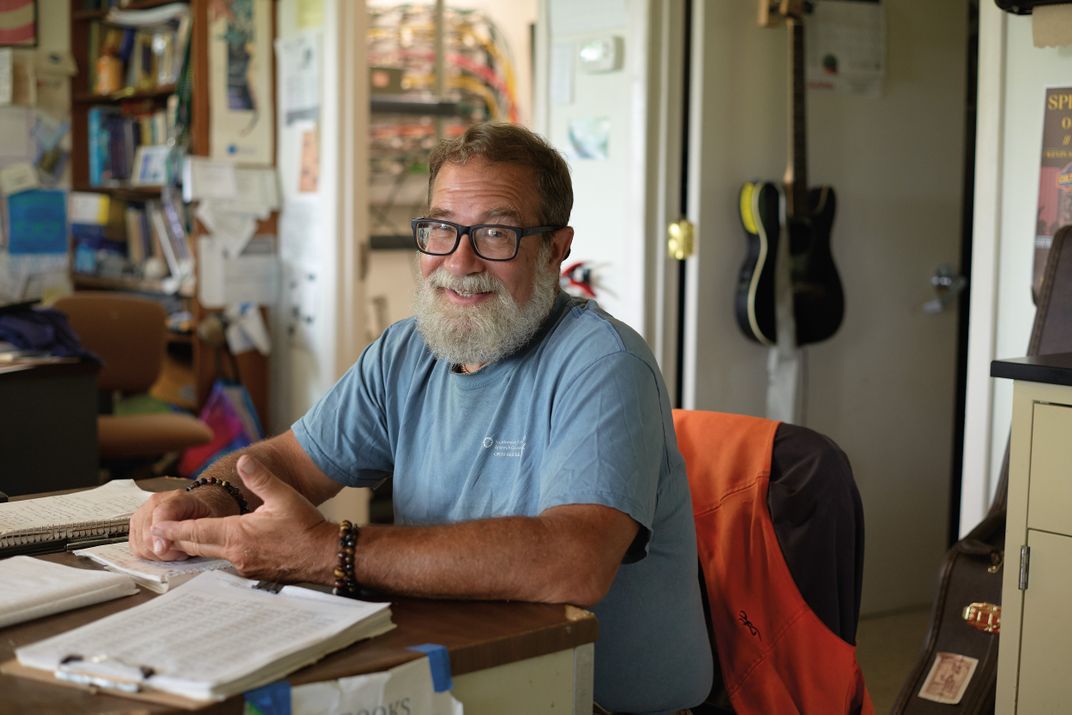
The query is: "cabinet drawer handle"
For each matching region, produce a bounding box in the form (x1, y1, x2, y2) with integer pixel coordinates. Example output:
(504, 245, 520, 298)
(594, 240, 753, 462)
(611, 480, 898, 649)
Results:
(962, 602, 1001, 634)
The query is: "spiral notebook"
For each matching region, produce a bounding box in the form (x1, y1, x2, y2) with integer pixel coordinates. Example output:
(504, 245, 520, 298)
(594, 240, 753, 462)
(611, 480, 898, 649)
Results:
(0, 480, 152, 557)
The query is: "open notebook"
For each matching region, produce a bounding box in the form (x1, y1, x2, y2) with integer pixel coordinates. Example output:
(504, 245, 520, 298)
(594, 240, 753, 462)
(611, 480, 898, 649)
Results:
(6, 571, 394, 705)
(74, 541, 234, 593)
(0, 480, 151, 557)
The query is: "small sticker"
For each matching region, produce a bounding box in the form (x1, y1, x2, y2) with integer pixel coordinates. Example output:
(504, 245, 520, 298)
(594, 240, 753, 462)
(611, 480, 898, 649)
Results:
(918, 652, 979, 705)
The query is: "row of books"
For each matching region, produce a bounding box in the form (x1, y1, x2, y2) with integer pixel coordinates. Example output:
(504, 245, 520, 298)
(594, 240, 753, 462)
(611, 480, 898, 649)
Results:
(87, 102, 174, 187)
(70, 192, 193, 287)
(84, 4, 191, 96)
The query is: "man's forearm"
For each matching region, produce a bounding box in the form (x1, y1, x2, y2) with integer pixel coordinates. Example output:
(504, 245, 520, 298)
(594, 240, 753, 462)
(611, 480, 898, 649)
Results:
(348, 504, 637, 607)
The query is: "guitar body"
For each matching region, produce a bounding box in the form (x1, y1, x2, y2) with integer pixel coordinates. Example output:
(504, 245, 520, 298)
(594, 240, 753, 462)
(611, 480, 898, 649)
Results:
(735, 181, 782, 345)
(734, 183, 844, 346)
(790, 185, 843, 345)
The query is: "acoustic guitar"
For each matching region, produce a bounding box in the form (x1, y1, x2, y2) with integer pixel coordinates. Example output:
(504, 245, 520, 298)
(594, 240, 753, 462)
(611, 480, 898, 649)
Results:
(735, 0, 844, 347)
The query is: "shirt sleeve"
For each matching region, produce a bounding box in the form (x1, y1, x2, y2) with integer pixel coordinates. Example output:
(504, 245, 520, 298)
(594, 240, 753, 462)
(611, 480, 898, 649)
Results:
(291, 337, 395, 488)
(537, 351, 666, 560)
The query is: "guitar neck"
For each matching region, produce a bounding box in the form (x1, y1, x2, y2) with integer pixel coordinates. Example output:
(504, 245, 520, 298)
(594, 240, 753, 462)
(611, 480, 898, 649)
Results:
(784, 16, 808, 218)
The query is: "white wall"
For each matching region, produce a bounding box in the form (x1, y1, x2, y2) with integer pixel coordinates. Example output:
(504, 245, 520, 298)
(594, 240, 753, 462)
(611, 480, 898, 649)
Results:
(275, 0, 371, 522)
(961, 6, 1072, 534)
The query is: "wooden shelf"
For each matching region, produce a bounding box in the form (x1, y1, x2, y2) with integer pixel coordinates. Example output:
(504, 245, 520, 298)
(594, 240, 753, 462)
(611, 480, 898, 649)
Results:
(71, 272, 192, 298)
(73, 85, 176, 105)
(72, 184, 165, 200)
(73, 0, 187, 21)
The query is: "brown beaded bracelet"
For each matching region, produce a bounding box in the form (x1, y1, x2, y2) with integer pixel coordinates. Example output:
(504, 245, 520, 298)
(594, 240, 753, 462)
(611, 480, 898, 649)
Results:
(333, 520, 360, 598)
(185, 476, 251, 515)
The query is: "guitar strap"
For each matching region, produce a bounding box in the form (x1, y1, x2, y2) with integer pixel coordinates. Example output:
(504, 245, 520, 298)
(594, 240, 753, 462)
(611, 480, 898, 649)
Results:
(766, 186, 803, 423)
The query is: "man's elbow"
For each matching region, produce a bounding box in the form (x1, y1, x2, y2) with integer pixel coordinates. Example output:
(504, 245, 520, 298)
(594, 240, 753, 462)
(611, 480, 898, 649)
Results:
(546, 565, 617, 607)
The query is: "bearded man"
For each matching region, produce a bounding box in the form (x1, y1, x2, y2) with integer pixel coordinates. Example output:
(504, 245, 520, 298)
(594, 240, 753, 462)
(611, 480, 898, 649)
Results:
(130, 122, 713, 714)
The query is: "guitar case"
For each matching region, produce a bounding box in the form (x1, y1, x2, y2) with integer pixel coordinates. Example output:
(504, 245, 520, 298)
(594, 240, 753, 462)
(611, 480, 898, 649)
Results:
(892, 226, 1072, 713)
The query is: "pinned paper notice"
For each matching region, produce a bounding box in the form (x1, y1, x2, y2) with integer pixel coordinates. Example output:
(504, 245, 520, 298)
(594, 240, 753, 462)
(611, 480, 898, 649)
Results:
(0, 48, 12, 106)
(198, 235, 280, 308)
(225, 303, 271, 355)
(0, 162, 38, 195)
(183, 157, 238, 203)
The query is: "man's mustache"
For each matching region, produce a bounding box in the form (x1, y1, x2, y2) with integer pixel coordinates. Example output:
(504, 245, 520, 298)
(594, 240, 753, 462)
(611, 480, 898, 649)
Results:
(426, 270, 504, 296)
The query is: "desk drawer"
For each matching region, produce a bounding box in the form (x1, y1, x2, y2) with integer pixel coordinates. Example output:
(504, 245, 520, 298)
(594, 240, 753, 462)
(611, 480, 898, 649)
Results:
(1028, 402, 1072, 536)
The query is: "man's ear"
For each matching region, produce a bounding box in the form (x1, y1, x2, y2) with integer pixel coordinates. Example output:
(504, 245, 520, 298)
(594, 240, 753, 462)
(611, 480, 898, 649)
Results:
(552, 227, 574, 266)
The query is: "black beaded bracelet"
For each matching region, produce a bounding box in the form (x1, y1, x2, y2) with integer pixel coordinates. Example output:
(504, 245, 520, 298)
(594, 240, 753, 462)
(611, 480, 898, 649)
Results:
(333, 520, 360, 598)
(185, 477, 251, 515)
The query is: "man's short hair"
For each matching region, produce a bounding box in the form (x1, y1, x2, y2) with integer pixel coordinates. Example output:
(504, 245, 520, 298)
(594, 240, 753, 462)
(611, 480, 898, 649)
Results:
(427, 122, 573, 227)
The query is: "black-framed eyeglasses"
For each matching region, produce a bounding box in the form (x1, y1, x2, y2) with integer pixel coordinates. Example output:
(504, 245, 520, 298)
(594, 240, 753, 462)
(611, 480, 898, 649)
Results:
(411, 218, 564, 261)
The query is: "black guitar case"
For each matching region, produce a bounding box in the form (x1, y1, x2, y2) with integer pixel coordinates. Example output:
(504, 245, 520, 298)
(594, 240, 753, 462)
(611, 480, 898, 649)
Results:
(892, 226, 1072, 713)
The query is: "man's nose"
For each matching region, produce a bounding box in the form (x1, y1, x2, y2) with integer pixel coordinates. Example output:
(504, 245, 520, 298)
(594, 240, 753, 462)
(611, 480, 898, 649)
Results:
(443, 232, 484, 274)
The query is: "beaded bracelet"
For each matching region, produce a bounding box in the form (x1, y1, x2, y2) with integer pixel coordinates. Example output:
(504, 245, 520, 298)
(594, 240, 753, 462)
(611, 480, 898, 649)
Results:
(333, 520, 360, 598)
(185, 476, 251, 515)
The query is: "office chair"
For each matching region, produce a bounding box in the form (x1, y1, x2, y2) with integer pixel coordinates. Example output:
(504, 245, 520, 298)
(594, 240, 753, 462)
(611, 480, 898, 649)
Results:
(672, 409, 874, 715)
(52, 292, 212, 474)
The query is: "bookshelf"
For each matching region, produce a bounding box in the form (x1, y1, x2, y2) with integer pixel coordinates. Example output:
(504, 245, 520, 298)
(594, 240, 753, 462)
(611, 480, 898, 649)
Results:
(68, 0, 271, 429)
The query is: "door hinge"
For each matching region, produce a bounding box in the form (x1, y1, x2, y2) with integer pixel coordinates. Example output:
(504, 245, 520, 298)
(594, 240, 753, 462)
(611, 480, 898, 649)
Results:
(667, 219, 695, 261)
(1018, 544, 1031, 591)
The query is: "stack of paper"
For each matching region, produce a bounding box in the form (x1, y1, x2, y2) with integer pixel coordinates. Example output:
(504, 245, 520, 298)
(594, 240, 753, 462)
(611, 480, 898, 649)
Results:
(0, 557, 138, 628)
(74, 541, 234, 594)
(12, 571, 394, 703)
(0, 480, 151, 557)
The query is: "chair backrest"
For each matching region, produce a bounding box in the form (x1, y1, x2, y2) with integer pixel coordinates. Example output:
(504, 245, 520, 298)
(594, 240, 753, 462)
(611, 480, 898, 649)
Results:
(673, 409, 873, 714)
(52, 292, 166, 395)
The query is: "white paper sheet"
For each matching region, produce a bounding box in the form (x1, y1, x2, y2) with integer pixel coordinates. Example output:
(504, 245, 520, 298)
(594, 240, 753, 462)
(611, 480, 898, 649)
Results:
(0, 557, 138, 629)
(74, 541, 234, 594)
(16, 571, 393, 702)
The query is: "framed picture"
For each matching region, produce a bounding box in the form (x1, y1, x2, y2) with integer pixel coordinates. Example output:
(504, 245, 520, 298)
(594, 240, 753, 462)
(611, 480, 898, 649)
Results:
(131, 145, 170, 186)
(0, 0, 36, 48)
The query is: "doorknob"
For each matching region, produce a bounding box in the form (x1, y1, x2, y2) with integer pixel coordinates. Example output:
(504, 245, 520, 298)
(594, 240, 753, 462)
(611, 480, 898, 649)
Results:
(921, 263, 966, 314)
(667, 219, 695, 261)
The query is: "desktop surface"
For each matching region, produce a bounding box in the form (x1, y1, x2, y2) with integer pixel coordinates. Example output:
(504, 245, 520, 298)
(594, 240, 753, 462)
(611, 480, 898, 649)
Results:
(0, 552, 597, 714)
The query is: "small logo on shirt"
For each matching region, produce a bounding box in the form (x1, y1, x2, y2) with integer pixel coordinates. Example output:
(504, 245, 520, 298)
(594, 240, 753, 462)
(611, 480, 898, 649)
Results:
(482, 436, 526, 458)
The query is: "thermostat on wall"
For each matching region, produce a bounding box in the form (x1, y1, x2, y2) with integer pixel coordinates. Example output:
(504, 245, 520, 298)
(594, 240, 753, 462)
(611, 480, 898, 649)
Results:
(577, 36, 624, 74)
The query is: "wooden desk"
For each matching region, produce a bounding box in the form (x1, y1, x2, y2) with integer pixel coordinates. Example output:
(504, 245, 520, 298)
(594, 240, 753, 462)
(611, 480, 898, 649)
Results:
(0, 359, 99, 497)
(0, 556, 597, 714)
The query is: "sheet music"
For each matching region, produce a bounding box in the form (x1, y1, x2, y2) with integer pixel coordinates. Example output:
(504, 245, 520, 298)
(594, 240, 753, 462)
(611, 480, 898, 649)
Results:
(17, 571, 393, 701)
(0, 481, 151, 540)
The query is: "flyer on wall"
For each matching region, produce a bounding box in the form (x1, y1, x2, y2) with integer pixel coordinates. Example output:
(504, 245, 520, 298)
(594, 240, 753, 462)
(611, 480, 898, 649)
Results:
(1035, 86, 1072, 302)
(209, 0, 274, 166)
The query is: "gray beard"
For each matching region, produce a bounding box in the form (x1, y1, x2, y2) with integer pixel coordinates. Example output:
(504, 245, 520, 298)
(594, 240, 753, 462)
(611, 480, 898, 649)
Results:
(413, 244, 559, 368)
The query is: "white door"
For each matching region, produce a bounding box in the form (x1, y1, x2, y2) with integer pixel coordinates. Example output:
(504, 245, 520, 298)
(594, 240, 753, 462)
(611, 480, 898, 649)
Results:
(538, 0, 967, 613)
(673, 0, 968, 614)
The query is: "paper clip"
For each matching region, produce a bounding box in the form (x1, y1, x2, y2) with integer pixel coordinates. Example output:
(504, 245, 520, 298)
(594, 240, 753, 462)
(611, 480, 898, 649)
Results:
(56, 654, 154, 694)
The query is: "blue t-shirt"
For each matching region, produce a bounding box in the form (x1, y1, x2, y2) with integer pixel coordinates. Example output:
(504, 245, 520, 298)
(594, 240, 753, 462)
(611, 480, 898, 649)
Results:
(293, 292, 713, 713)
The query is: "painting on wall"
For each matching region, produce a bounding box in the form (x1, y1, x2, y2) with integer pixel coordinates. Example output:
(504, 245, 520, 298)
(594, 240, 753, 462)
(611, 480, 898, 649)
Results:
(209, 0, 273, 166)
(0, 0, 36, 48)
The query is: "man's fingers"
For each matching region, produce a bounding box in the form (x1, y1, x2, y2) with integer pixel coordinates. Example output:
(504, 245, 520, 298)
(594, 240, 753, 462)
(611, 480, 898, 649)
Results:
(151, 519, 230, 561)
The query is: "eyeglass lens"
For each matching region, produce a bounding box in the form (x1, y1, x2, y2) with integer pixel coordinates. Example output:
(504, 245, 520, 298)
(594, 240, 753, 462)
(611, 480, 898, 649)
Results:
(415, 221, 518, 259)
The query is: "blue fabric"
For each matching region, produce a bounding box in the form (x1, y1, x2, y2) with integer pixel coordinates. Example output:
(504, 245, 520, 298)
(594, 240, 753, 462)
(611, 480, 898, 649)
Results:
(244, 680, 291, 714)
(407, 644, 452, 692)
(0, 307, 99, 361)
(293, 292, 713, 714)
